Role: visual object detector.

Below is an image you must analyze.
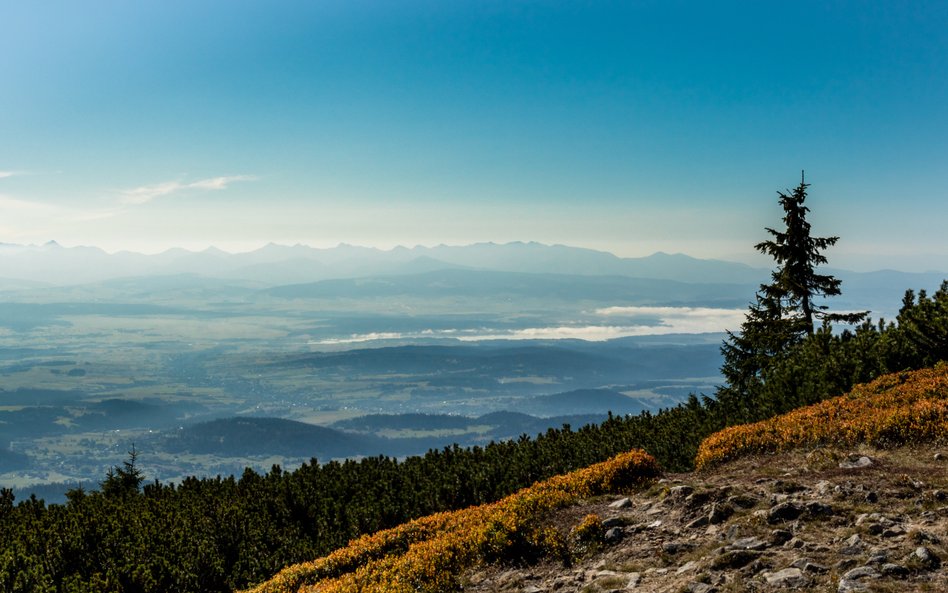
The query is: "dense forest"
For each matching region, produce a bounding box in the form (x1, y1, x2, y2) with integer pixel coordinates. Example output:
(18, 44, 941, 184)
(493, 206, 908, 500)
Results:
(2, 180, 947, 593)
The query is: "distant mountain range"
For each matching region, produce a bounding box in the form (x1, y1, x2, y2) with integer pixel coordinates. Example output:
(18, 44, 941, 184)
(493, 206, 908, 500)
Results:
(0, 241, 943, 319)
(0, 241, 769, 286)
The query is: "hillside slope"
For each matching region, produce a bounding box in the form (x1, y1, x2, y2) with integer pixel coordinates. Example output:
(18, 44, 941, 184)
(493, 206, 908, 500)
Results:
(464, 443, 948, 593)
(247, 365, 948, 593)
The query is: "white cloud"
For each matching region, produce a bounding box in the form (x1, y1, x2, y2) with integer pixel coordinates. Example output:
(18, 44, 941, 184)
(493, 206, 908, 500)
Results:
(188, 175, 257, 190)
(308, 307, 749, 346)
(0, 193, 119, 241)
(120, 175, 258, 205)
(594, 306, 747, 334)
(0, 170, 44, 179)
(0, 194, 59, 214)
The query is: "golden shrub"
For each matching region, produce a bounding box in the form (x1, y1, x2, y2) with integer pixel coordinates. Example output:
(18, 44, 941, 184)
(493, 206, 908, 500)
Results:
(695, 365, 948, 470)
(243, 449, 659, 593)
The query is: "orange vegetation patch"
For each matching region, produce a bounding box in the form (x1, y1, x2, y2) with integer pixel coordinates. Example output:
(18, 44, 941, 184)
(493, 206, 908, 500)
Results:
(242, 450, 659, 593)
(695, 363, 948, 470)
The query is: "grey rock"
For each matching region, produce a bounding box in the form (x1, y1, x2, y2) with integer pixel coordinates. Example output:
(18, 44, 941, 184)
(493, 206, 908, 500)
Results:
(687, 583, 713, 593)
(708, 502, 734, 525)
(676, 560, 699, 575)
(911, 545, 941, 569)
(839, 545, 863, 556)
(662, 541, 695, 555)
(604, 527, 623, 544)
(839, 455, 873, 469)
(522, 586, 544, 593)
(836, 566, 879, 593)
(669, 485, 694, 499)
(834, 558, 858, 571)
(882, 525, 905, 538)
(805, 501, 832, 516)
(769, 529, 793, 545)
(839, 533, 864, 555)
(790, 558, 828, 574)
(608, 497, 632, 509)
(686, 516, 710, 529)
(730, 536, 769, 551)
(768, 502, 803, 524)
(842, 566, 879, 580)
(844, 534, 862, 547)
(710, 550, 761, 570)
(783, 537, 807, 550)
(880, 563, 910, 576)
(802, 561, 828, 574)
(762, 567, 806, 587)
(837, 580, 868, 593)
(602, 517, 624, 529)
(685, 490, 713, 506)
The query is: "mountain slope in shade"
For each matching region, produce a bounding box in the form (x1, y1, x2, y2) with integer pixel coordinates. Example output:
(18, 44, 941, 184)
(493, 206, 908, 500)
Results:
(164, 417, 380, 458)
(521, 388, 653, 416)
(263, 269, 753, 305)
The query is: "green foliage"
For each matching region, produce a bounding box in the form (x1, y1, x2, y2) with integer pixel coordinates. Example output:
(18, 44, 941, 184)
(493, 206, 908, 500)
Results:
(100, 446, 144, 499)
(754, 175, 866, 333)
(718, 175, 870, 423)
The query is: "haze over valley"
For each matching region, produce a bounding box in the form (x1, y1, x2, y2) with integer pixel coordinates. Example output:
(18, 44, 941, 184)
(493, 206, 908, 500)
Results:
(0, 241, 942, 501)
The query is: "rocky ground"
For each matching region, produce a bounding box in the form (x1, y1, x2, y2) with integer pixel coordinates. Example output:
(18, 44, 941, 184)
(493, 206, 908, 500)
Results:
(461, 444, 948, 593)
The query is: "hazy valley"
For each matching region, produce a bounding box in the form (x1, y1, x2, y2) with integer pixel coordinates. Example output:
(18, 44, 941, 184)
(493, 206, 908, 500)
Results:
(1, 241, 944, 502)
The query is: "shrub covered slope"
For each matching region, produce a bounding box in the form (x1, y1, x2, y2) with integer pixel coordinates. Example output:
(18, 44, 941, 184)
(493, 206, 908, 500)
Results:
(697, 363, 948, 469)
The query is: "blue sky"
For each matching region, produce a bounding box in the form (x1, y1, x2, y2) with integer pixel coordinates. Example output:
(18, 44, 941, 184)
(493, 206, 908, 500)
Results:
(1, 1, 946, 270)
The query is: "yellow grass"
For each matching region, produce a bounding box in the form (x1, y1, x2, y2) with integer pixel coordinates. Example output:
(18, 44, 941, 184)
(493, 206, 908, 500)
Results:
(696, 364, 948, 470)
(243, 449, 659, 593)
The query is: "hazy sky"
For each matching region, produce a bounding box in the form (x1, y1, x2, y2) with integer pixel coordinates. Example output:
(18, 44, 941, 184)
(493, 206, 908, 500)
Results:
(1, 1, 946, 270)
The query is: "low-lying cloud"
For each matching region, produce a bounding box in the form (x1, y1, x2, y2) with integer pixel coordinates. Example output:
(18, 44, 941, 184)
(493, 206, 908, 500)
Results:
(310, 306, 747, 346)
(594, 306, 747, 333)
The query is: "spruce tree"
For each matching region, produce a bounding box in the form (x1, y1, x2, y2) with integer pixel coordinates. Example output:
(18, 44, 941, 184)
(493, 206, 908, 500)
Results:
(754, 173, 866, 334)
(718, 173, 865, 418)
